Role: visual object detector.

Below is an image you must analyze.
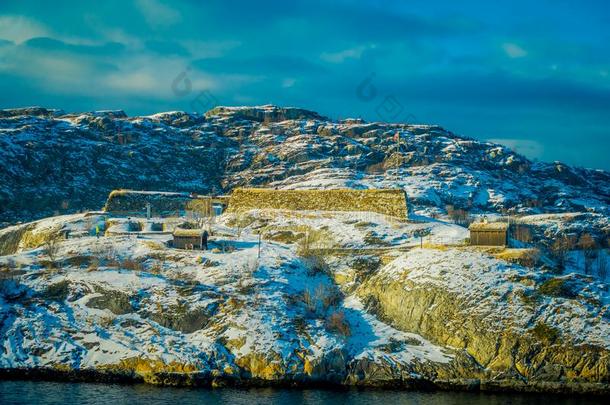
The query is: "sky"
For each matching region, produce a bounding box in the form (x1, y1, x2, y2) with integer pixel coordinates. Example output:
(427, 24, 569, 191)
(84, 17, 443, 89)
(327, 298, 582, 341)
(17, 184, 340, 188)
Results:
(1, 0, 609, 170)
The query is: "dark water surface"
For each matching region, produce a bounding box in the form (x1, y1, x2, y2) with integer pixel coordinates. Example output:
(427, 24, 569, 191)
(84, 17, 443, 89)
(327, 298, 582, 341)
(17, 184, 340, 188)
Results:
(0, 380, 603, 405)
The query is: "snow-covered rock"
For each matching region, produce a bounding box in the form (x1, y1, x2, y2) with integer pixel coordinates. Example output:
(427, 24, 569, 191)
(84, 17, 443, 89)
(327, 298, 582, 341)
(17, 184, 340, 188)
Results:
(0, 211, 608, 393)
(1, 105, 608, 227)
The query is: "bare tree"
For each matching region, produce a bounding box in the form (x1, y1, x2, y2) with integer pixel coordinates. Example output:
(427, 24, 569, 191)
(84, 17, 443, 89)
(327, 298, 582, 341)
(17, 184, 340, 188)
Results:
(513, 224, 533, 244)
(578, 233, 597, 275)
(234, 212, 255, 238)
(43, 233, 62, 268)
(185, 198, 215, 231)
(597, 253, 608, 280)
(551, 235, 575, 270)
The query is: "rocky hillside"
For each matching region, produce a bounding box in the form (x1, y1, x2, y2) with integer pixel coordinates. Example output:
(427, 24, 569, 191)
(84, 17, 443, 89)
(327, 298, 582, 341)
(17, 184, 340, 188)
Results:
(1, 105, 609, 226)
(0, 211, 608, 393)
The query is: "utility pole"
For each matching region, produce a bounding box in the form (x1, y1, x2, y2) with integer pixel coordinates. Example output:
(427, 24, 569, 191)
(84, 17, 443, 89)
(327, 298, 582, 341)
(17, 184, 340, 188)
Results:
(258, 232, 262, 258)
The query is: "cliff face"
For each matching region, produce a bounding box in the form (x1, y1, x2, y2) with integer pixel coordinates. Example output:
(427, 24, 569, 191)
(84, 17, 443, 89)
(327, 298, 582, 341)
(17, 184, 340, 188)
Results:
(356, 250, 610, 389)
(0, 211, 608, 394)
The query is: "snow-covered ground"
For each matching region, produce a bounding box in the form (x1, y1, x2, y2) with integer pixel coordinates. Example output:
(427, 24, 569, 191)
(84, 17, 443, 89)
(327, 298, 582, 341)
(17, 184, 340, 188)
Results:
(0, 211, 456, 374)
(1, 208, 609, 389)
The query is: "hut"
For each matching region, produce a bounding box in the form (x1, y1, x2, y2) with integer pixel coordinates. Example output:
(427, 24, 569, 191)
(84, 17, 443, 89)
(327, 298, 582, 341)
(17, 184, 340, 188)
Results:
(469, 221, 509, 246)
(172, 228, 205, 249)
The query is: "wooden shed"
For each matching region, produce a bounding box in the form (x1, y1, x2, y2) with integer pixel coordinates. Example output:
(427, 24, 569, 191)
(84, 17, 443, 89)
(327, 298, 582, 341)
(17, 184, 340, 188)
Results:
(469, 222, 509, 246)
(172, 228, 205, 249)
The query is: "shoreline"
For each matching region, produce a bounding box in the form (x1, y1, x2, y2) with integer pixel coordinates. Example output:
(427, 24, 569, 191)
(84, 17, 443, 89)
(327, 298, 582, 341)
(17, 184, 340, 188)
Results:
(1, 367, 608, 397)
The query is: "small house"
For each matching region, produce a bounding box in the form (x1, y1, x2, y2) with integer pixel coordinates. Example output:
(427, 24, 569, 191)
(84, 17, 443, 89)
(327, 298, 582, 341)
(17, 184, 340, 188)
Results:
(172, 228, 205, 249)
(469, 221, 509, 246)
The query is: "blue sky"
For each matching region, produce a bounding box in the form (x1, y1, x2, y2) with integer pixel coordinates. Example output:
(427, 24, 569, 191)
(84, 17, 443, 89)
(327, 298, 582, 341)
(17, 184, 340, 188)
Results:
(1, 0, 609, 169)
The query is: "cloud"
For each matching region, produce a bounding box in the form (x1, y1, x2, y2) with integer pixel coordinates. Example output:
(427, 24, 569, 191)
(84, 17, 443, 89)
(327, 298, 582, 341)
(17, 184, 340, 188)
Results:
(23, 37, 125, 55)
(282, 78, 296, 88)
(145, 40, 190, 56)
(192, 55, 326, 75)
(502, 42, 527, 58)
(0, 15, 50, 43)
(487, 138, 544, 159)
(134, 0, 181, 28)
(320, 44, 375, 64)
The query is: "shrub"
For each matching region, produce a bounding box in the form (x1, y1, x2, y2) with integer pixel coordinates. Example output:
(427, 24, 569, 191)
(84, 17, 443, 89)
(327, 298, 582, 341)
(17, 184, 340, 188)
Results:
(121, 258, 144, 271)
(550, 235, 576, 269)
(264, 230, 303, 244)
(297, 228, 335, 256)
(300, 283, 342, 318)
(65, 255, 92, 268)
(229, 213, 256, 238)
(0, 277, 27, 301)
(301, 289, 315, 314)
(148, 262, 163, 274)
(314, 284, 341, 310)
(325, 310, 351, 337)
(445, 205, 471, 226)
(597, 254, 608, 280)
(516, 289, 541, 307)
(292, 316, 308, 336)
(302, 254, 328, 276)
(538, 278, 577, 299)
(350, 255, 381, 281)
(354, 221, 375, 229)
(41, 280, 71, 301)
(530, 321, 560, 344)
(87, 257, 101, 272)
(363, 231, 391, 247)
(43, 234, 62, 267)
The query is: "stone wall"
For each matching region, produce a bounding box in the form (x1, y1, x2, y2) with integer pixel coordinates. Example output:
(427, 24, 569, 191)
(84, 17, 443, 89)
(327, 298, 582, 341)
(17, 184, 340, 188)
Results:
(226, 188, 408, 218)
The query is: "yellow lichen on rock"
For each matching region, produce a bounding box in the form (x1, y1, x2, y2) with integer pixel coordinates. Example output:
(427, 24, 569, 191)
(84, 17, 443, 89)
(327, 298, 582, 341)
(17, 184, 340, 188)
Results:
(234, 352, 285, 380)
(103, 356, 198, 378)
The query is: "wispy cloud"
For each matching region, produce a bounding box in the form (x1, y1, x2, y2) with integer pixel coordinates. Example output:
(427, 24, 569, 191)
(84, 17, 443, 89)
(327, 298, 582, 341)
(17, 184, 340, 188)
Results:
(134, 0, 181, 28)
(320, 44, 375, 63)
(0, 15, 49, 43)
(487, 138, 544, 159)
(502, 42, 527, 58)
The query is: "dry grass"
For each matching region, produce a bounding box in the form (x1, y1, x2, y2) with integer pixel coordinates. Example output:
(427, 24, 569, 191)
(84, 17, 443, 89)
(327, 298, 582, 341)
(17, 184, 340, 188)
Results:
(363, 231, 391, 247)
(494, 248, 541, 267)
(141, 240, 166, 250)
(325, 310, 351, 337)
(99, 315, 116, 328)
(298, 283, 342, 318)
(530, 321, 560, 344)
(538, 278, 577, 299)
(121, 258, 145, 271)
(421, 242, 450, 251)
(296, 227, 335, 256)
(64, 255, 92, 268)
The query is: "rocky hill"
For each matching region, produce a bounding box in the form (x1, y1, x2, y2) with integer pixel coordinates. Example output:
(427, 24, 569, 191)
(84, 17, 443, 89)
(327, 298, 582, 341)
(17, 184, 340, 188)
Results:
(0, 211, 608, 393)
(1, 105, 609, 394)
(1, 105, 609, 227)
